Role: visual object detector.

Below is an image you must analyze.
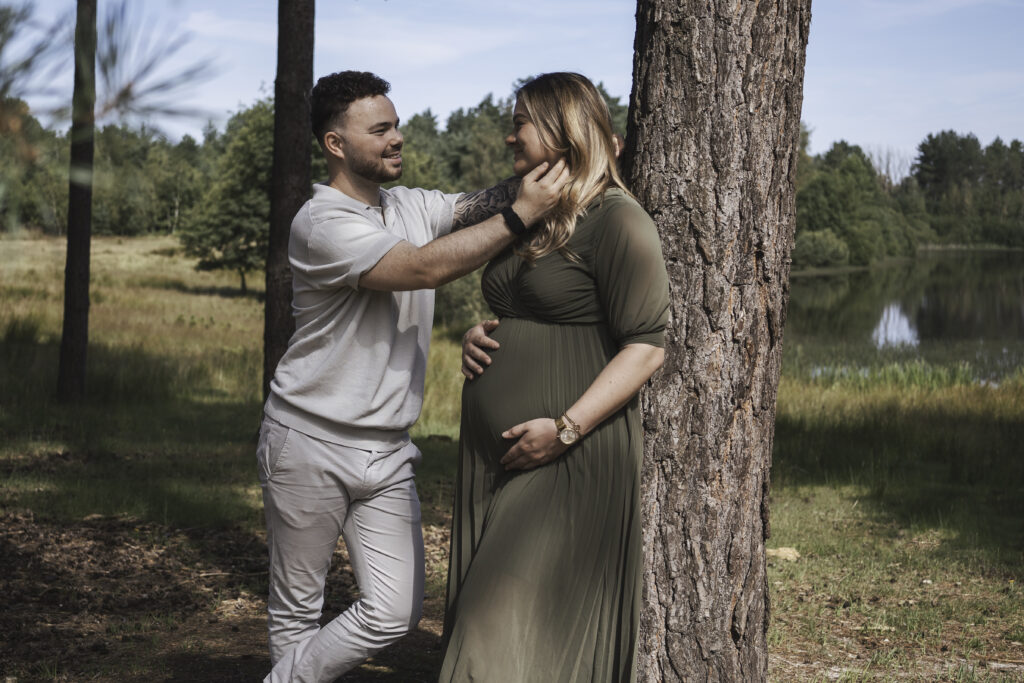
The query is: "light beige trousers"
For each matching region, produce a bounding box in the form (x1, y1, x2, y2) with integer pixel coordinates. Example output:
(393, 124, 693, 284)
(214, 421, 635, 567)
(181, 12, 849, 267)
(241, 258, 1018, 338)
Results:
(257, 415, 424, 683)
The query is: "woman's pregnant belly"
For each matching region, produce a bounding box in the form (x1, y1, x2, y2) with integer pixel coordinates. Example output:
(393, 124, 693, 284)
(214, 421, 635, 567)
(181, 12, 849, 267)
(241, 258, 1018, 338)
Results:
(460, 318, 616, 453)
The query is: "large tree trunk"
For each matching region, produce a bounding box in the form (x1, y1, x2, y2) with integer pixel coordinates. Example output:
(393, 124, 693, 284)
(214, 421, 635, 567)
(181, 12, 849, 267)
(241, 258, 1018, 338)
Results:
(264, 0, 314, 400)
(57, 0, 97, 403)
(625, 1, 811, 680)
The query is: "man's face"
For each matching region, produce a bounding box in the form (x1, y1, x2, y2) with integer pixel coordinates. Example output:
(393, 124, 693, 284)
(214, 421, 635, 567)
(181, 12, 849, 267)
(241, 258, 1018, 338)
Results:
(333, 95, 404, 183)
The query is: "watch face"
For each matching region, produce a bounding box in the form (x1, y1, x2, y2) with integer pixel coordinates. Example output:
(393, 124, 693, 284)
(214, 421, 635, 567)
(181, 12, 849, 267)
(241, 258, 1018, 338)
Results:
(559, 428, 578, 445)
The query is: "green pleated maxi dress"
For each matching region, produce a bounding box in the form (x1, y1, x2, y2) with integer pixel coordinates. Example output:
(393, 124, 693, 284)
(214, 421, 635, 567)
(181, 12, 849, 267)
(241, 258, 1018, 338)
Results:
(440, 188, 670, 683)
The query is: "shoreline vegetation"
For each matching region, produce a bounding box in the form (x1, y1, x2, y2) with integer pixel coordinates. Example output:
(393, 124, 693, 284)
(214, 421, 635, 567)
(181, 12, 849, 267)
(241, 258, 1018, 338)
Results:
(791, 244, 1024, 278)
(1, 236, 1022, 681)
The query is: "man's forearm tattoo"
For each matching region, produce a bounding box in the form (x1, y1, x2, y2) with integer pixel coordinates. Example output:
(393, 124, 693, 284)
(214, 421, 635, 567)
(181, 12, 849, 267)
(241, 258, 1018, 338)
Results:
(451, 176, 520, 231)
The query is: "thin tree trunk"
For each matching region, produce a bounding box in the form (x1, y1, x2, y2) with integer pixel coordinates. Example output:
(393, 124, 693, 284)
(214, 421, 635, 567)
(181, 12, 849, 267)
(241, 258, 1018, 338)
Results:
(625, 0, 812, 680)
(57, 0, 97, 403)
(264, 0, 314, 401)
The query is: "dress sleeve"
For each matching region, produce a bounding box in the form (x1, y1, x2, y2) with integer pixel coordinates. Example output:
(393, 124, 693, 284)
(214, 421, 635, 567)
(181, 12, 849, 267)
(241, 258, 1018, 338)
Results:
(593, 200, 670, 348)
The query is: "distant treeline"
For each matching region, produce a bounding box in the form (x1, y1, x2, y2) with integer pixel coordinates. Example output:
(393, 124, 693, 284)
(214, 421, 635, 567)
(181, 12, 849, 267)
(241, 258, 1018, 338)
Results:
(2, 92, 1022, 292)
(796, 128, 1024, 267)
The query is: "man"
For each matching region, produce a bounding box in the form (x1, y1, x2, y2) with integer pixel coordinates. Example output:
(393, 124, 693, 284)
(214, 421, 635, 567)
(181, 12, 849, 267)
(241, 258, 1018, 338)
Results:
(258, 71, 568, 682)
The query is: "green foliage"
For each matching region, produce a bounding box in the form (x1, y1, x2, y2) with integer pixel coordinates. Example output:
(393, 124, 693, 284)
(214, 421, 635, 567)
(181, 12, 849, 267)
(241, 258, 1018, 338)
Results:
(596, 81, 628, 139)
(797, 139, 927, 266)
(434, 269, 489, 331)
(913, 130, 1024, 246)
(178, 98, 274, 292)
(0, 98, 68, 232)
(791, 228, 849, 268)
(392, 109, 455, 192)
(441, 93, 514, 190)
(8, 68, 1024, 299)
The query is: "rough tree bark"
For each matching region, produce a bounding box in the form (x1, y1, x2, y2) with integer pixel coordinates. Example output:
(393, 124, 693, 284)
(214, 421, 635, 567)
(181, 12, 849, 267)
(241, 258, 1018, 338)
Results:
(57, 0, 97, 402)
(264, 0, 314, 400)
(624, 0, 812, 680)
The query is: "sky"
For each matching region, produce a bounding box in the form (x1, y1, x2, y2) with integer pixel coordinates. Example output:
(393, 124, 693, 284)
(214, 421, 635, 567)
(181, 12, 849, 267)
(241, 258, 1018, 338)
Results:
(14, 0, 1024, 165)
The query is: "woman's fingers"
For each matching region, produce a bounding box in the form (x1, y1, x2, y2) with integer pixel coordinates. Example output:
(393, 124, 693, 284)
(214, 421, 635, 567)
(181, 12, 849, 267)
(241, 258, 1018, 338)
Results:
(500, 419, 564, 469)
(502, 422, 528, 440)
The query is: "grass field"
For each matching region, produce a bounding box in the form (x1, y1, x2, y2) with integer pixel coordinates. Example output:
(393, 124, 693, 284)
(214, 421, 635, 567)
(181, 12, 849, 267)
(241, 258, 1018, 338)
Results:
(1, 234, 1022, 681)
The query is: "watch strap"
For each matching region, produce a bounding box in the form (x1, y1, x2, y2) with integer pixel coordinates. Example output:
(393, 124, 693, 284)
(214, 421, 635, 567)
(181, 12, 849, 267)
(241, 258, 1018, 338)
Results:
(500, 206, 528, 236)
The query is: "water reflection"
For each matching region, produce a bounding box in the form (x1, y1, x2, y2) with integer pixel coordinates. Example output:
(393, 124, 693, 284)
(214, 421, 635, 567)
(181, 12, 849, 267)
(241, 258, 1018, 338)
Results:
(871, 303, 919, 348)
(784, 250, 1024, 380)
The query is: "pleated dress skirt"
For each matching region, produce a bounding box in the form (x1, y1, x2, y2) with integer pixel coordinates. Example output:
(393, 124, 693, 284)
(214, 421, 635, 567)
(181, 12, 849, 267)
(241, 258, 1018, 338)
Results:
(440, 318, 643, 683)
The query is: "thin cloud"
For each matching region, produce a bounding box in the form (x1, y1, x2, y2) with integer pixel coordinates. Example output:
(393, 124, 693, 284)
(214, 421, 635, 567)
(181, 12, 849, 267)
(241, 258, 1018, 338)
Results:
(862, 0, 1012, 26)
(183, 11, 276, 45)
(315, 16, 521, 69)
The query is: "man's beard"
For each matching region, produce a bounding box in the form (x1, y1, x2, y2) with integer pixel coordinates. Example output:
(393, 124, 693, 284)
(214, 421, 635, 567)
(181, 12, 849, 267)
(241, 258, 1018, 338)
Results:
(350, 150, 402, 183)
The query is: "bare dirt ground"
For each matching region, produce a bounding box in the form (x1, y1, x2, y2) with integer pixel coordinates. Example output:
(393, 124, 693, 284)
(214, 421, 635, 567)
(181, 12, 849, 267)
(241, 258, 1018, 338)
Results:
(0, 511, 445, 682)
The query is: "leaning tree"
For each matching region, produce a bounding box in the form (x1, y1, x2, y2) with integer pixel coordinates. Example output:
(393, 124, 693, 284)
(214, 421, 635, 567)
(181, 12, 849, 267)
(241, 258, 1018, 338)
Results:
(625, 0, 812, 680)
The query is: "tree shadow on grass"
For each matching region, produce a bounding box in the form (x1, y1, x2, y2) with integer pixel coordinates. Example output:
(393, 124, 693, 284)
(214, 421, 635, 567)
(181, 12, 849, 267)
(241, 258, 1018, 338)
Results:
(155, 623, 442, 682)
(134, 275, 264, 301)
(772, 395, 1024, 570)
(0, 335, 452, 681)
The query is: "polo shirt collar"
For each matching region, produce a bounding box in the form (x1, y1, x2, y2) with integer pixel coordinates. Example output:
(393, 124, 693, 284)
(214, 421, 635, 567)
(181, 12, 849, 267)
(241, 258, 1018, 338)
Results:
(314, 183, 393, 211)
(313, 183, 400, 227)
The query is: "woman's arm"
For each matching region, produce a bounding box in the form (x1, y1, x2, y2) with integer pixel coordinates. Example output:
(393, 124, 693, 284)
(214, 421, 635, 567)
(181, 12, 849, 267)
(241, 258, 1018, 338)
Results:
(499, 342, 665, 471)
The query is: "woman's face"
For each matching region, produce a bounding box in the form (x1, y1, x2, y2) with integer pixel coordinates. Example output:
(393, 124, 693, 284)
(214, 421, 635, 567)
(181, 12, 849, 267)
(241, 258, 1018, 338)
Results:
(506, 98, 559, 177)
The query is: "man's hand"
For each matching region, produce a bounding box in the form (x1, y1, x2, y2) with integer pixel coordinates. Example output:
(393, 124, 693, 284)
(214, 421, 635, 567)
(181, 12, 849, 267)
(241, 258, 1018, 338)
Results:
(500, 418, 569, 471)
(462, 319, 500, 379)
(510, 159, 570, 227)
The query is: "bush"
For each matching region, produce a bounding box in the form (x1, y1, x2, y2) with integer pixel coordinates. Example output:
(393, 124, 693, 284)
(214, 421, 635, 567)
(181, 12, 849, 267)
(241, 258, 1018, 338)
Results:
(434, 269, 489, 330)
(792, 229, 850, 268)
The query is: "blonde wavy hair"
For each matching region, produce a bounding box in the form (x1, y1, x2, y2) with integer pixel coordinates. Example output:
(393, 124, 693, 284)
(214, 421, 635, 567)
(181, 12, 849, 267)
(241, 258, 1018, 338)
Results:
(515, 72, 630, 262)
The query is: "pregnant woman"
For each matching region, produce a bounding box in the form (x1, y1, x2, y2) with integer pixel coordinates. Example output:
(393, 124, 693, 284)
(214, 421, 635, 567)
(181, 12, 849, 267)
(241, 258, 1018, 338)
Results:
(440, 72, 670, 682)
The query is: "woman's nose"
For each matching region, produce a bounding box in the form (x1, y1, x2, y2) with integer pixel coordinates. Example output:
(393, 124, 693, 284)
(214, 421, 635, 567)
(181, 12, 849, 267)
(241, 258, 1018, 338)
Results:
(505, 133, 515, 146)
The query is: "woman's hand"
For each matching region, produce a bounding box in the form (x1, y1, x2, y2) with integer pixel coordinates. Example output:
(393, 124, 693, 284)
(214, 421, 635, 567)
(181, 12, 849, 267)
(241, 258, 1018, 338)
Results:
(462, 319, 500, 379)
(500, 418, 568, 470)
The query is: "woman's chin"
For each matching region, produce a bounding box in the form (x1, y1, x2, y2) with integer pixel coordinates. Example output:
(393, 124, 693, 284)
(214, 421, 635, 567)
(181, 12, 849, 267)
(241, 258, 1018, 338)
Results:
(513, 160, 541, 177)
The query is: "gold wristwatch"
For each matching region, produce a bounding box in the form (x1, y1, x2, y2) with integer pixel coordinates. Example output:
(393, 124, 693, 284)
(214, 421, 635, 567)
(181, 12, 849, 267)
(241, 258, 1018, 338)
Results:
(555, 413, 581, 445)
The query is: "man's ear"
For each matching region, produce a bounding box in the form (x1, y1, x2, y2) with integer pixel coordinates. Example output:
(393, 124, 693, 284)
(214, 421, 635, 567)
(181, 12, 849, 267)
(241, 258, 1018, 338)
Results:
(323, 131, 345, 161)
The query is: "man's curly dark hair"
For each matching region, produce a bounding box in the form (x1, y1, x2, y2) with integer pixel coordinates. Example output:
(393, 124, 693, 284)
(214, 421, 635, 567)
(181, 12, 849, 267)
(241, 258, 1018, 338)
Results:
(311, 71, 391, 149)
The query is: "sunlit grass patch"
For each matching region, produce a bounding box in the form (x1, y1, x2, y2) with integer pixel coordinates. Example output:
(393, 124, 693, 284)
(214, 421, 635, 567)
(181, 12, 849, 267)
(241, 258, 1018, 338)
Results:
(0, 235, 264, 530)
(769, 372, 1024, 680)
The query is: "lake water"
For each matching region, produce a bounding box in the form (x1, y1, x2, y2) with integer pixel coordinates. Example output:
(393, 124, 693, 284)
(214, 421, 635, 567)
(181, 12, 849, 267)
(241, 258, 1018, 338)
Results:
(782, 250, 1024, 382)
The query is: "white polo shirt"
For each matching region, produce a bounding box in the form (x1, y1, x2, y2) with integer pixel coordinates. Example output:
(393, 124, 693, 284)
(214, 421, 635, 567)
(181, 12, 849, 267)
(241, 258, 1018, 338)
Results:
(264, 182, 462, 449)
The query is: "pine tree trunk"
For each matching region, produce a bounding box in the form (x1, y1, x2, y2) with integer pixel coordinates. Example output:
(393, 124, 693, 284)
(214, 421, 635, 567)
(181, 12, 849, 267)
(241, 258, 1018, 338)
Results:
(624, 1, 812, 679)
(57, 0, 97, 403)
(264, 0, 314, 401)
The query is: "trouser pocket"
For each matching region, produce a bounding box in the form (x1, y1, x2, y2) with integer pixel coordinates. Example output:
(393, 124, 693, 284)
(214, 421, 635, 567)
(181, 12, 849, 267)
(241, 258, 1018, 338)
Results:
(257, 416, 293, 484)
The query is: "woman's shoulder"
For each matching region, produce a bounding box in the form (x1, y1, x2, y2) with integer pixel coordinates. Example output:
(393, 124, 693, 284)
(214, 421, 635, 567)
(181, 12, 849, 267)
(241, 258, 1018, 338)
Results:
(583, 187, 657, 240)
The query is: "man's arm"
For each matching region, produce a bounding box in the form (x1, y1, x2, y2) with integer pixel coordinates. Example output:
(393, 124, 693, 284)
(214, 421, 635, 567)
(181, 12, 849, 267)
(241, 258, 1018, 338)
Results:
(451, 177, 520, 231)
(359, 159, 568, 292)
